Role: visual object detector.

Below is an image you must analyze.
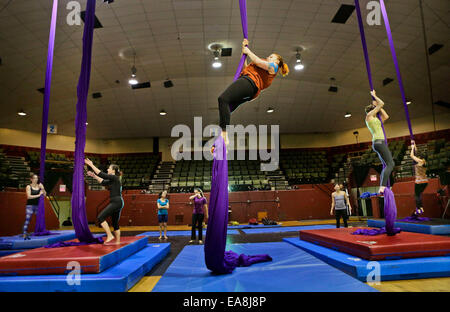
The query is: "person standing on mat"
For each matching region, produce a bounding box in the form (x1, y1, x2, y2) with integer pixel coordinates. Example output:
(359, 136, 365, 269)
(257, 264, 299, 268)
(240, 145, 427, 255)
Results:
(331, 184, 351, 228)
(214, 39, 289, 149)
(23, 173, 47, 240)
(410, 141, 428, 216)
(85, 159, 123, 244)
(339, 183, 352, 217)
(365, 90, 394, 194)
(157, 190, 169, 240)
(188, 188, 208, 244)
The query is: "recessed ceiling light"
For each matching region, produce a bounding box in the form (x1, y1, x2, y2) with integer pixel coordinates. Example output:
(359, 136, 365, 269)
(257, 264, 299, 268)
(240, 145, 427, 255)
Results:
(406, 99, 412, 105)
(160, 110, 167, 116)
(267, 108, 274, 113)
(345, 112, 352, 118)
(18, 110, 27, 116)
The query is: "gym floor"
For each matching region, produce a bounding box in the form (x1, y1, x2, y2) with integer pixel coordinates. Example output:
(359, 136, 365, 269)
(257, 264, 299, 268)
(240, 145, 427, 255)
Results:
(79, 219, 450, 292)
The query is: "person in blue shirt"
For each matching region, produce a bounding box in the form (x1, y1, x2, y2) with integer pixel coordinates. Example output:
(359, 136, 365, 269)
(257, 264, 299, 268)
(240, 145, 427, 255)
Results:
(157, 190, 169, 240)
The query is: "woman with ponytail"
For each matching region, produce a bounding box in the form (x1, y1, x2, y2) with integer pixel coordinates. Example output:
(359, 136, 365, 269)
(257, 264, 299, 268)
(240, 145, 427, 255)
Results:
(85, 158, 124, 244)
(216, 39, 289, 146)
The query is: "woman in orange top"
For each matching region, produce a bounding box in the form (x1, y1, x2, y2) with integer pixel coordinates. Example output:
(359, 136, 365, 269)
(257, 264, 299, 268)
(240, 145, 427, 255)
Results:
(217, 39, 289, 145)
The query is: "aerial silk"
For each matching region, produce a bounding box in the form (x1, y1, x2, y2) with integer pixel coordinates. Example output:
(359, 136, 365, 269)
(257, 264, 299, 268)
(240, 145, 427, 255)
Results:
(204, 0, 272, 274)
(232, 0, 248, 82)
(397, 215, 431, 222)
(34, 0, 58, 237)
(204, 136, 272, 274)
(46, 0, 103, 248)
(352, 0, 411, 236)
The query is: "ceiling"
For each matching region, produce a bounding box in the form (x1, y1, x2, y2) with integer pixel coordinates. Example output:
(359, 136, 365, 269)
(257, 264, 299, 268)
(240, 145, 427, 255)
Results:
(0, 0, 448, 139)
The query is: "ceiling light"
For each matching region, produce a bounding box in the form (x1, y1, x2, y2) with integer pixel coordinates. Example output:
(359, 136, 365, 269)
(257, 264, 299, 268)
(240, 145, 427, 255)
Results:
(344, 112, 352, 118)
(406, 99, 412, 105)
(128, 53, 138, 85)
(212, 50, 222, 68)
(18, 110, 27, 116)
(267, 108, 274, 113)
(160, 110, 167, 116)
(294, 50, 304, 71)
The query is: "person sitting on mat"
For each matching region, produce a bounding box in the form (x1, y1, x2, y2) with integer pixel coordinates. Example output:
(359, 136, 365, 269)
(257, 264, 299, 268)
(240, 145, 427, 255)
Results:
(214, 38, 289, 149)
(157, 190, 169, 240)
(85, 158, 123, 244)
(410, 140, 428, 216)
(188, 188, 208, 244)
(23, 173, 47, 240)
(330, 184, 351, 228)
(365, 90, 394, 194)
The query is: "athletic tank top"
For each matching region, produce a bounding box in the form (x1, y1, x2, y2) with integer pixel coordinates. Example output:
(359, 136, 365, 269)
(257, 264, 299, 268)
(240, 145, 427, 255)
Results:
(27, 186, 40, 206)
(366, 117, 385, 141)
(334, 193, 346, 210)
(415, 163, 428, 184)
(240, 62, 277, 99)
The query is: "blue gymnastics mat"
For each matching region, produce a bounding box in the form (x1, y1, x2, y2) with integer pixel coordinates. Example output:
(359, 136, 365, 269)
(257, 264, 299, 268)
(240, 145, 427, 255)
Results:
(0, 243, 170, 292)
(137, 229, 239, 237)
(152, 242, 377, 292)
(228, 224, 282, 229)
(0, 250, 26, 258)
(0, 230, 78, 250)
(283, 237, 450, 281)
(368, 219, 450, 235)
(240, 224, 335, 234)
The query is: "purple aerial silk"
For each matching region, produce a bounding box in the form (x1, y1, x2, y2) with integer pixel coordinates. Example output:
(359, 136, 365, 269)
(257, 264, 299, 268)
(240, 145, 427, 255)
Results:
(233, 0, 248, 82)
(398, 216, 431, 223)
(379, 0, 414, 140)
(204, 136, 271, 274)
(34, 0, 58, 236)
(352, 227, 401, 236)
(353, 0, 403, 236)
(47, 0, 103, 248)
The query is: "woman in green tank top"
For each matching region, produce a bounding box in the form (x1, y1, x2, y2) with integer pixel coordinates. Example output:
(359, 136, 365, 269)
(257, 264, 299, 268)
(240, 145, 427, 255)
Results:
(365, 90, 395, 194)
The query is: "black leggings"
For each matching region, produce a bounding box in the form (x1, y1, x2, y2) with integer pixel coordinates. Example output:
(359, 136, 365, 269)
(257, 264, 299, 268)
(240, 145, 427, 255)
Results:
(97, 197, 123, 231)
(335, 209, 348, 228)
(372, 140, 395, 187)
(191, 213, 204, 240)
(218, 76, 258, 130)
(414, 183, 428, 208)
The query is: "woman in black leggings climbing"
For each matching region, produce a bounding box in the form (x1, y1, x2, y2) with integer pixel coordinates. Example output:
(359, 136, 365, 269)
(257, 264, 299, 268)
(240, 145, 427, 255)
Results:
(215, 39, 289, 148)
(85, 158, 123, 244)
(365, 90, 395, 194)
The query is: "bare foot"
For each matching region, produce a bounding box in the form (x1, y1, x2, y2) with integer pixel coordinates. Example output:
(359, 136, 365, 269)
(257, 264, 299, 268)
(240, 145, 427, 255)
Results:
(164, 236, 168, 240)
(378, 186, 386, 194)
(188, 240, 194, 244)
(158, 236, 162, 240)
(198, 240, 203, 244)
(104, 236, 115, 244)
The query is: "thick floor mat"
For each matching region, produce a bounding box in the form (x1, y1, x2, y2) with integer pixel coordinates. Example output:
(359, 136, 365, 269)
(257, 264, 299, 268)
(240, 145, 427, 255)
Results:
(0, 230, 77, 250)
(228, 224, 282, 229)
(240, 224, 335, 234)
(137, 229, 239, 237)
(0, 243, 170, 292)
(0, 236, 147, 276)
(368, 219, 450, 235)
(284, 237, 450, 281)
(152, 242, 377, 292)
(299, 227, 450, 260)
